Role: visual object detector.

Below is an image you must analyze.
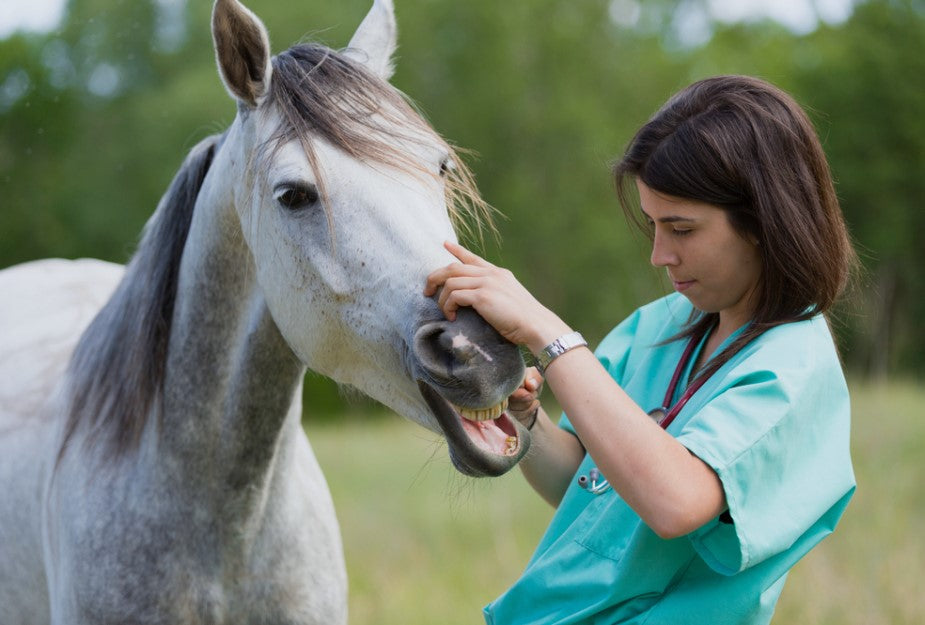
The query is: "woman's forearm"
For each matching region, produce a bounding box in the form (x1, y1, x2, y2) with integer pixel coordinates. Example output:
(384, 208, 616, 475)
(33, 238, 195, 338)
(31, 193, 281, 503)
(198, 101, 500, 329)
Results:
(517, 406, 586, 507)
(542, 347, 726, 538)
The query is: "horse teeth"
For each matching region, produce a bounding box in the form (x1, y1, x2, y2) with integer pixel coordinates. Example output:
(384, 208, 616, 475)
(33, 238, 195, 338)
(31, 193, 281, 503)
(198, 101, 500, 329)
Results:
(456, 398, 509, 422)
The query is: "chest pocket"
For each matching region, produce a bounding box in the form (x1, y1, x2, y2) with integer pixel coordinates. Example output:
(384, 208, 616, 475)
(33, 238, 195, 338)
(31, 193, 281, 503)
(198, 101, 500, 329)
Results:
(575, 492, 697, 600)
(575, 493, 637, 561)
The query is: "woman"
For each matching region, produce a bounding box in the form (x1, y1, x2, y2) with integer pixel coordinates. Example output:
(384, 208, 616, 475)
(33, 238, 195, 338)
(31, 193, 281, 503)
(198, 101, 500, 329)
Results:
(424, 75, 857, 624)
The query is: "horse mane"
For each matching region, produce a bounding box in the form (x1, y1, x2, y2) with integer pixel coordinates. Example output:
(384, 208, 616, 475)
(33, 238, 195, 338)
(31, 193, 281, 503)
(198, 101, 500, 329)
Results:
(269, 43, 495, 242)
(58, 133, 223, 463)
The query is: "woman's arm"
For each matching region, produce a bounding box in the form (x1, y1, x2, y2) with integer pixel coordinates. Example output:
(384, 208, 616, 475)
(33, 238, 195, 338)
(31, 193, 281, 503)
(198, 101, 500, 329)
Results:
(541, 347, 726, 538)
(503, 368, 585, 506)
(425, 242, 726, 538)
(516, 405, 586, 507)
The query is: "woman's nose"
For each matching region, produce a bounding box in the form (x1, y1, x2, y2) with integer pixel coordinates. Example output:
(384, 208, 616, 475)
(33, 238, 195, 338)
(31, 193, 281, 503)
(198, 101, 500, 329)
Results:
(650, 231, 679, 267)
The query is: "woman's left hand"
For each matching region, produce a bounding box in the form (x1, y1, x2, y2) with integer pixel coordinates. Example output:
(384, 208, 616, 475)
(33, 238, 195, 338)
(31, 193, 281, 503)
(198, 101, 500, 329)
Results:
(423, 241, 570, 352)
(507, 366, 544, 427)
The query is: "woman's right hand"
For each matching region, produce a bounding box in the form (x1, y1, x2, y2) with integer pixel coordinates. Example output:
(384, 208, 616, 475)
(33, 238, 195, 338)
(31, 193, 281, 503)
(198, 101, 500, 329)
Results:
(423, 241, 571, 353)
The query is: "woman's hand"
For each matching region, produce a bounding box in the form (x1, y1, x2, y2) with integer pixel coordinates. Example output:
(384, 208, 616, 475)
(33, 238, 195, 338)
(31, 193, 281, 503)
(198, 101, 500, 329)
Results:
(423, 241, 570, 352)
(507, 366, 544, 428)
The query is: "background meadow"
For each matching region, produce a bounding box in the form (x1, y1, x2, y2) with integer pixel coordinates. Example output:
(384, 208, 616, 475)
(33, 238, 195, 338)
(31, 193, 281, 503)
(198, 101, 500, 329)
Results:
(308, 379, 925, 625)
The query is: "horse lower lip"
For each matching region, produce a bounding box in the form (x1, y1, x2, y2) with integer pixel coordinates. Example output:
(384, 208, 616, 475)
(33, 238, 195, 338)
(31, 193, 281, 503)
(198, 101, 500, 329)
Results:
(416, 381, 529, 476)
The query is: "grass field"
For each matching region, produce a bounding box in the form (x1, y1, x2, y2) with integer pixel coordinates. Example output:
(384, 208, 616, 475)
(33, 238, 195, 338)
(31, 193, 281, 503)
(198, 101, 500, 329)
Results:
(305, 379, 925, 625)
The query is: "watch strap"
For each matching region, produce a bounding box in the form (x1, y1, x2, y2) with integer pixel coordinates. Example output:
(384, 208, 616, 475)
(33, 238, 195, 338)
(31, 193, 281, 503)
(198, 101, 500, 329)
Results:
(534, 331, 587, 374)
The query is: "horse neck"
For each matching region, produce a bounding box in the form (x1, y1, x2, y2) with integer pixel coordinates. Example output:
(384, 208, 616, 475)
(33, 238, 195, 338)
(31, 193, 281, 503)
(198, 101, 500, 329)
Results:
(158, 182, 306, 504)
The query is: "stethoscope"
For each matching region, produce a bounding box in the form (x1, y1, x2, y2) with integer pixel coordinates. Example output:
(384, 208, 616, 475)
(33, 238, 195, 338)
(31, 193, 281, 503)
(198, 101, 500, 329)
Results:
(577, 331, 711, 496)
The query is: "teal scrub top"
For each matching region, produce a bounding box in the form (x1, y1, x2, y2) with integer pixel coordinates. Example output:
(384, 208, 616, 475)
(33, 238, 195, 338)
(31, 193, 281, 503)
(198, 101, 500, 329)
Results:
(484, 294, 855, 625)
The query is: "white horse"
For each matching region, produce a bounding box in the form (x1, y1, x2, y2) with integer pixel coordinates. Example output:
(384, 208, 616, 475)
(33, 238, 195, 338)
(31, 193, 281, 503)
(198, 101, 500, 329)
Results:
(0, 1, 531, 622)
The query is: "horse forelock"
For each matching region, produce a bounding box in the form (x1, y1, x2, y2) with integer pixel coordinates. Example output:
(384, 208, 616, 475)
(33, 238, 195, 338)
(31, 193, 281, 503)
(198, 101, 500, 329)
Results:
(58, 133, 225, 466)
(268, 43, 496, 243)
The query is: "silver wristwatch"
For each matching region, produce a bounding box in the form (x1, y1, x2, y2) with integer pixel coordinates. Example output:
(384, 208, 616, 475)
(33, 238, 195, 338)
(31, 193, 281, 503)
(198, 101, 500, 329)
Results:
(533, 331, 587, 374)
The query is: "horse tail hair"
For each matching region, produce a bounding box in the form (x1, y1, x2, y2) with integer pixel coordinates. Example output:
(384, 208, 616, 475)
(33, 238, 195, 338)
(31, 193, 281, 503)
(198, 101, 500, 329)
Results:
(57, 133, 224, 467)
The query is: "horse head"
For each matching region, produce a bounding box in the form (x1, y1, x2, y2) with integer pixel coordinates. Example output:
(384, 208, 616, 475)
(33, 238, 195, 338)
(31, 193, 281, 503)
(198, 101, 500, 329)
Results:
(210, 0, 530, 476)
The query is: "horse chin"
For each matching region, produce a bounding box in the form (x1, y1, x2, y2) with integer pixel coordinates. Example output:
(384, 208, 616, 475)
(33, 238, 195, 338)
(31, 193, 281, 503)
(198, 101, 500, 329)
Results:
(417, 381, 531, 477)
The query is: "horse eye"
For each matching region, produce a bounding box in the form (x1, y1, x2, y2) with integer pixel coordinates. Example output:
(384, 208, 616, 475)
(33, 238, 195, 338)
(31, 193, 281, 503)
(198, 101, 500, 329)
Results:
(439, 158, 454, 178)
(274, 184, 319, 211)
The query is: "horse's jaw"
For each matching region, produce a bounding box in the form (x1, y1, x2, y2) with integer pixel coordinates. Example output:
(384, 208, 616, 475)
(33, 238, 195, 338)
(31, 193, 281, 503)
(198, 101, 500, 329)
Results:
(407, 306, 530, 477)
(417, 381, 530, 477)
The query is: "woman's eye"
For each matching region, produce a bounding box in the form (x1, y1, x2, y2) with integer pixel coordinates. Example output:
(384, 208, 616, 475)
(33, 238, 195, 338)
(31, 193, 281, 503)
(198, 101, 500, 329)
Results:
(275, 184, 319, 210)
(673, 228, 692, 236)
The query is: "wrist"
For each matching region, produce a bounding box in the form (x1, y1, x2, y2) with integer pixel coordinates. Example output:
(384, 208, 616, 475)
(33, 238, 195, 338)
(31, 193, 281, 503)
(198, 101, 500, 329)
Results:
(524, 315, 573, 355)
(532, 331, 588, 375)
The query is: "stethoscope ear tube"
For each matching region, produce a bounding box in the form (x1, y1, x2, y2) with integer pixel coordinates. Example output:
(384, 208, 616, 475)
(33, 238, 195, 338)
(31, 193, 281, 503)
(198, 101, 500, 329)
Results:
(577, 467, 611, 495)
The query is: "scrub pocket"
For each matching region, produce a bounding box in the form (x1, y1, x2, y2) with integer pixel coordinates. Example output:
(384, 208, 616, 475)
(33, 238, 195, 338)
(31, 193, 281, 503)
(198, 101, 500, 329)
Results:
(575, 493, 634, 560)
(575, 493, 698, 603)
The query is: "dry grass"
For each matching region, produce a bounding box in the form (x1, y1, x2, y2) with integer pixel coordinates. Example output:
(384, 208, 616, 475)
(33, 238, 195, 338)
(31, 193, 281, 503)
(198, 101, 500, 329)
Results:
(774, 379, 925, 624)
(305, 379, 924, 625)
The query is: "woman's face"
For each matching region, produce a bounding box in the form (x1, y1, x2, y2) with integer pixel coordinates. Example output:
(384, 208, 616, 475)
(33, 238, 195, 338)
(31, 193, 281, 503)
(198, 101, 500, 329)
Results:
(637, 180, 762, 330)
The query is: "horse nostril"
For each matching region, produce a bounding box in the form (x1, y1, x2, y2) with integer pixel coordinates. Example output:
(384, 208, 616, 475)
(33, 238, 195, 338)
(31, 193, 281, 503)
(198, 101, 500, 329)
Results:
(415, 321, 488, 381)
(435, 328, 454, 352)
(428, 327, 479, 368)
(451, 340, 479, 365)
(432, 325, 491, 367)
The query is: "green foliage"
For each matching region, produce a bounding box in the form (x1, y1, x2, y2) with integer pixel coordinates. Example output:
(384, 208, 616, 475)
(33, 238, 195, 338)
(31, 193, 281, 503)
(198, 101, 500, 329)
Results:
(793, 1, 925, 374)
(2, 0, 924, 394)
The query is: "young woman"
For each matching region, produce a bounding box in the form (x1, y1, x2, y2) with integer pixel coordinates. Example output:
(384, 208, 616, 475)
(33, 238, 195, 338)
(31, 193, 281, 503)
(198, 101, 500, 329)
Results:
(424, 75, 857, 624)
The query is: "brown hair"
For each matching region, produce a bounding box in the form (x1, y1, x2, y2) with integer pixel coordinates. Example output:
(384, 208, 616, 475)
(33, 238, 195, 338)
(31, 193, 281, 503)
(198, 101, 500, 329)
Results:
(614, 75, 857, 380)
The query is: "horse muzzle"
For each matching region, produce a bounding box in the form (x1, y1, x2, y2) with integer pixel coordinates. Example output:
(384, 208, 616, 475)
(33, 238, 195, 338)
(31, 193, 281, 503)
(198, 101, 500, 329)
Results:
(412, 307, 531, 477)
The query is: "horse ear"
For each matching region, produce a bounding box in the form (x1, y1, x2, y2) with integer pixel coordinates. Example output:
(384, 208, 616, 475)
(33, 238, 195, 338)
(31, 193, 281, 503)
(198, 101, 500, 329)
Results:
(212, 0, 273, 108)
(344, 0, 397, 80)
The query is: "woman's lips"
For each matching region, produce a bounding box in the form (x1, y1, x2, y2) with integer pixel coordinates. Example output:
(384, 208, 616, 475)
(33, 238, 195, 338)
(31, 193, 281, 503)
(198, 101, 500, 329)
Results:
(672, 279, 696, 292)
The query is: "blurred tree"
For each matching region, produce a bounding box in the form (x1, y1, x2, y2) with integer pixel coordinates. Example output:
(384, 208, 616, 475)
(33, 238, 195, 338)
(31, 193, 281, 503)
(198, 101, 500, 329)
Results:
(791, 0, 925, 376)
(392, 0, 693, 346)
(2, 0, 923, 385)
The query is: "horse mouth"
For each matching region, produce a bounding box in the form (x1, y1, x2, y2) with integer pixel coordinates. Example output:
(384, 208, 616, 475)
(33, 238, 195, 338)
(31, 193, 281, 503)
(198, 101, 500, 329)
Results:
(417, 381, 531, 477)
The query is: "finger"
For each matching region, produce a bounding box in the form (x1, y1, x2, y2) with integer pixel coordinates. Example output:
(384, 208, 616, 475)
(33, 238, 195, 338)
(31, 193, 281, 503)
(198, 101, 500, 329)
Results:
(440, 288, 483, 321)
(508, 390, 538, 412)
(423, 264, 454, 296)
(523, 366, 543, 390)
(444, 241, 494, 268)
(436, 276, 483, 311)
(425, 260, 492, 296)
(509, 374, 540, 406)
(508, 395, 540, 418)
(508, 390, 531, 406)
